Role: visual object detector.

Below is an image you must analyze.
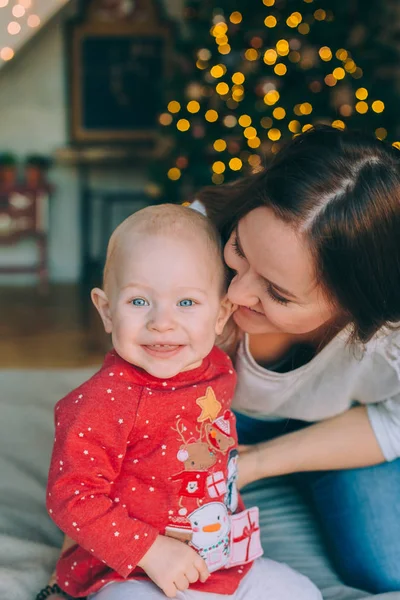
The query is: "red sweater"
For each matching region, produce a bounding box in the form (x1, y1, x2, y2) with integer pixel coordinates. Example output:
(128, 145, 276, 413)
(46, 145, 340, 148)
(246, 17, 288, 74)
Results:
(47, 347, 253, 597)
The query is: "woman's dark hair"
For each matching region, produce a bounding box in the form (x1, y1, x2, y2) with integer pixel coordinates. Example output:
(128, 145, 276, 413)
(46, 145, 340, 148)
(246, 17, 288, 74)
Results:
(197, 125, 400, 344)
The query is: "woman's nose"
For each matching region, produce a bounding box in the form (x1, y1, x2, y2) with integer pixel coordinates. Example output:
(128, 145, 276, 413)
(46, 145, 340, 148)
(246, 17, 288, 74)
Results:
(228, 271, 260, 307)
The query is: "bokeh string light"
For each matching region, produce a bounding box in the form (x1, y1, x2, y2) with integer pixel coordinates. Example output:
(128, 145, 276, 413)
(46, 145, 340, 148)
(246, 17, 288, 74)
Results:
(0, 0, 50, 65)
(150, 0, 400, 196)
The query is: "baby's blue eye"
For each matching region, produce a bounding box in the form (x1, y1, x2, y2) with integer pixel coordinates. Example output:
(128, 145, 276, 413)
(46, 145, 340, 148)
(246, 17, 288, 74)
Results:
(178, 299, 194, 307)
(131, 298, 148, 307)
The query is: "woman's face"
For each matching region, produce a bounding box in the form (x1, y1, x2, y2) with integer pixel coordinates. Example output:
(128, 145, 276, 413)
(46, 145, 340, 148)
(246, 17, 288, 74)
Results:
(224, 207, 337, 335)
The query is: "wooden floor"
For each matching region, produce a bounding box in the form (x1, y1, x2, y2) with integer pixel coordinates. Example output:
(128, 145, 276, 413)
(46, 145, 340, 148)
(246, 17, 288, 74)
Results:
(0, 284, 109, 368)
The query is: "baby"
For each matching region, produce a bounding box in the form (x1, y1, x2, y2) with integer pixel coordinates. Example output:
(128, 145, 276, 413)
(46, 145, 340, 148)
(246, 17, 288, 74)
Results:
(45, 204, 321, 600)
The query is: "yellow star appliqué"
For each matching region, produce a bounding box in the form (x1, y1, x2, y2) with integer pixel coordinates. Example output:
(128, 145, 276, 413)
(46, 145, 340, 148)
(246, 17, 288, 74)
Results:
(196, 386, 222, 422)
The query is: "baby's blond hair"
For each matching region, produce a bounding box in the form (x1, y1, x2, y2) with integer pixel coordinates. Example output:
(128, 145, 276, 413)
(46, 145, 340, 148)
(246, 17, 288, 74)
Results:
(103, 203, 225, 294)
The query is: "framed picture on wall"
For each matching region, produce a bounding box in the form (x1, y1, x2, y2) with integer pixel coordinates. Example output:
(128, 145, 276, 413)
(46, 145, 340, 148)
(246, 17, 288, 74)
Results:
(67, 0, 172, 144)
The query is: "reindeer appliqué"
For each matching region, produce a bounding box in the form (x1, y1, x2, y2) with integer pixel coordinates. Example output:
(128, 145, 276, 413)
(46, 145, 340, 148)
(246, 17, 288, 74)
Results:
(170, 418, 217, 515)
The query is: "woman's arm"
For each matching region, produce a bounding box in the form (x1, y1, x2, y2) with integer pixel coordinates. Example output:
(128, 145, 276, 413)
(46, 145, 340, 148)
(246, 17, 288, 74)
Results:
(238, 405, 385, 489)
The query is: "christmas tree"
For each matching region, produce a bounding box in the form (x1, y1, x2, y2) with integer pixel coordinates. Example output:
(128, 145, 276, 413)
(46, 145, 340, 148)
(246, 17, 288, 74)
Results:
(148, 0, 400, 202)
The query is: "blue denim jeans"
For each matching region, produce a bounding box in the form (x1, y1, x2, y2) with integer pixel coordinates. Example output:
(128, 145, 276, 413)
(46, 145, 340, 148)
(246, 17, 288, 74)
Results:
(235, 412, 400, 594)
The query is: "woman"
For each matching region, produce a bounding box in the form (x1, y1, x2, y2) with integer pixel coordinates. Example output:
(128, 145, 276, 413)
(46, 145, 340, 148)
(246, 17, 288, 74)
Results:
(195, 125, 400, 594)
(40, 126, 400, 599)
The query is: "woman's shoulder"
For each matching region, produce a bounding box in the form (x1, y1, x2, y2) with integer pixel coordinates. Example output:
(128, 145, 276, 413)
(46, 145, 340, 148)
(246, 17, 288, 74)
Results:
(365, 327, 400, 378)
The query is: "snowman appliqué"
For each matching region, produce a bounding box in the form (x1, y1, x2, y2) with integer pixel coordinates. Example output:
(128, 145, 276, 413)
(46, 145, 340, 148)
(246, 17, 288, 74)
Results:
(188, 502, 231, 572)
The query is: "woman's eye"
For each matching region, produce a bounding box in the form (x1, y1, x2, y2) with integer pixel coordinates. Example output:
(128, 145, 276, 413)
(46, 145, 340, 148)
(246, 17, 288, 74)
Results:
(131, 298, 149, 307)
(266, 285, 289, 306)
(178, 299, 194, 307)
(232, 233, 245, 259)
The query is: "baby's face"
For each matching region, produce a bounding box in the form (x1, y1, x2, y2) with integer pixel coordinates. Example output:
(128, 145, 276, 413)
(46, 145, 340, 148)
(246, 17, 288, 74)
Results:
(101, 232, 231, 379)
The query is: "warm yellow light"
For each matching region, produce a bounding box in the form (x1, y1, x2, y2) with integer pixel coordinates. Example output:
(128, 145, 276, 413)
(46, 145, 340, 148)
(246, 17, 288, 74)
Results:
(8, 21, 21, 35)
(276, 39, 289, 56)
(213, 139, 227, 152)
(286, 12, 302, 27)
(177, 119, 190, 132)
(232, 72, 245, 85)
(210, 65, 225, 78)
(268, 128, 281, 141)
(216, 82, 229, 95)
(392, 142, 400, 150)
(205, 110, 219, 122)
(168, 168, 181, 181)
(248, 137, 261, 148)
(319, 46, 332, 61)
(245, 48, 258, 61)
(264, 16, 277, 28)
(196, 60, 208, 70)
(239, 114, 252, 127)
(263, 0, 275, 5)
(232, 91, 245, 102)
(355, 87, 368, 100)
(212, 161, 226, 174)
(27, 14, 40, 27)
(159, 113, 173, 126)
(12, 4, 25, 17)
(230, 11, 242, 24)
(314, 9, 326, 20)
(274, 63, 287, 76)
(249, 154, 262, 167)
(293, 104, 302, 116)
(198, 48, 211, 61)
(244, 126, 257, 139)
(218, 44, 231, 55)
(264, 48, 278, 65)
(229, 158, 243, 171)
(300, 102, 313, 115)
(216, 35, 229, 46)
(288, 120, 301, 133)
(355, 101, 368, 114)
(375, 127, 387, 140)
(223, 115, 237, 128)
(336, 48, 348, 61)
(372, 100, 385, 113)
(0, 46, 14, 61)
(332, 120, 345, 130)
(273, 107, 286, 119)
(324, 74, 337, 87)
(332, 67, 345, 80)
(212, 23, 228, 37)
(302, 124, 313, 132)
(212, 173, 225, 184)
(344, 60, 356, 73)
(187, 101, 200, 114)
(264, 90, 280, 105)
(298, 23, 310, 34)
(260, 117, 273, 129)
(168, 101, 181, 113)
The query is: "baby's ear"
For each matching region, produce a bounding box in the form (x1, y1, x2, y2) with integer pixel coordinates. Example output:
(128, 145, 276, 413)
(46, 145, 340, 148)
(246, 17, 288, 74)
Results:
(215, 296, 237, 336)
(91, 288, 113, 334)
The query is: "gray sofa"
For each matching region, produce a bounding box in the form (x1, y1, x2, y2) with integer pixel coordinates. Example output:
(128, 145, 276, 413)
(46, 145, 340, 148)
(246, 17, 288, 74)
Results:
(0, 368, 398, 600)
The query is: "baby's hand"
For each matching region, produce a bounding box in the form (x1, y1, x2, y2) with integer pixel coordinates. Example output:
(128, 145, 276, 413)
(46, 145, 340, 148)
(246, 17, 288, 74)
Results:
(138, 535, 209, 598)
